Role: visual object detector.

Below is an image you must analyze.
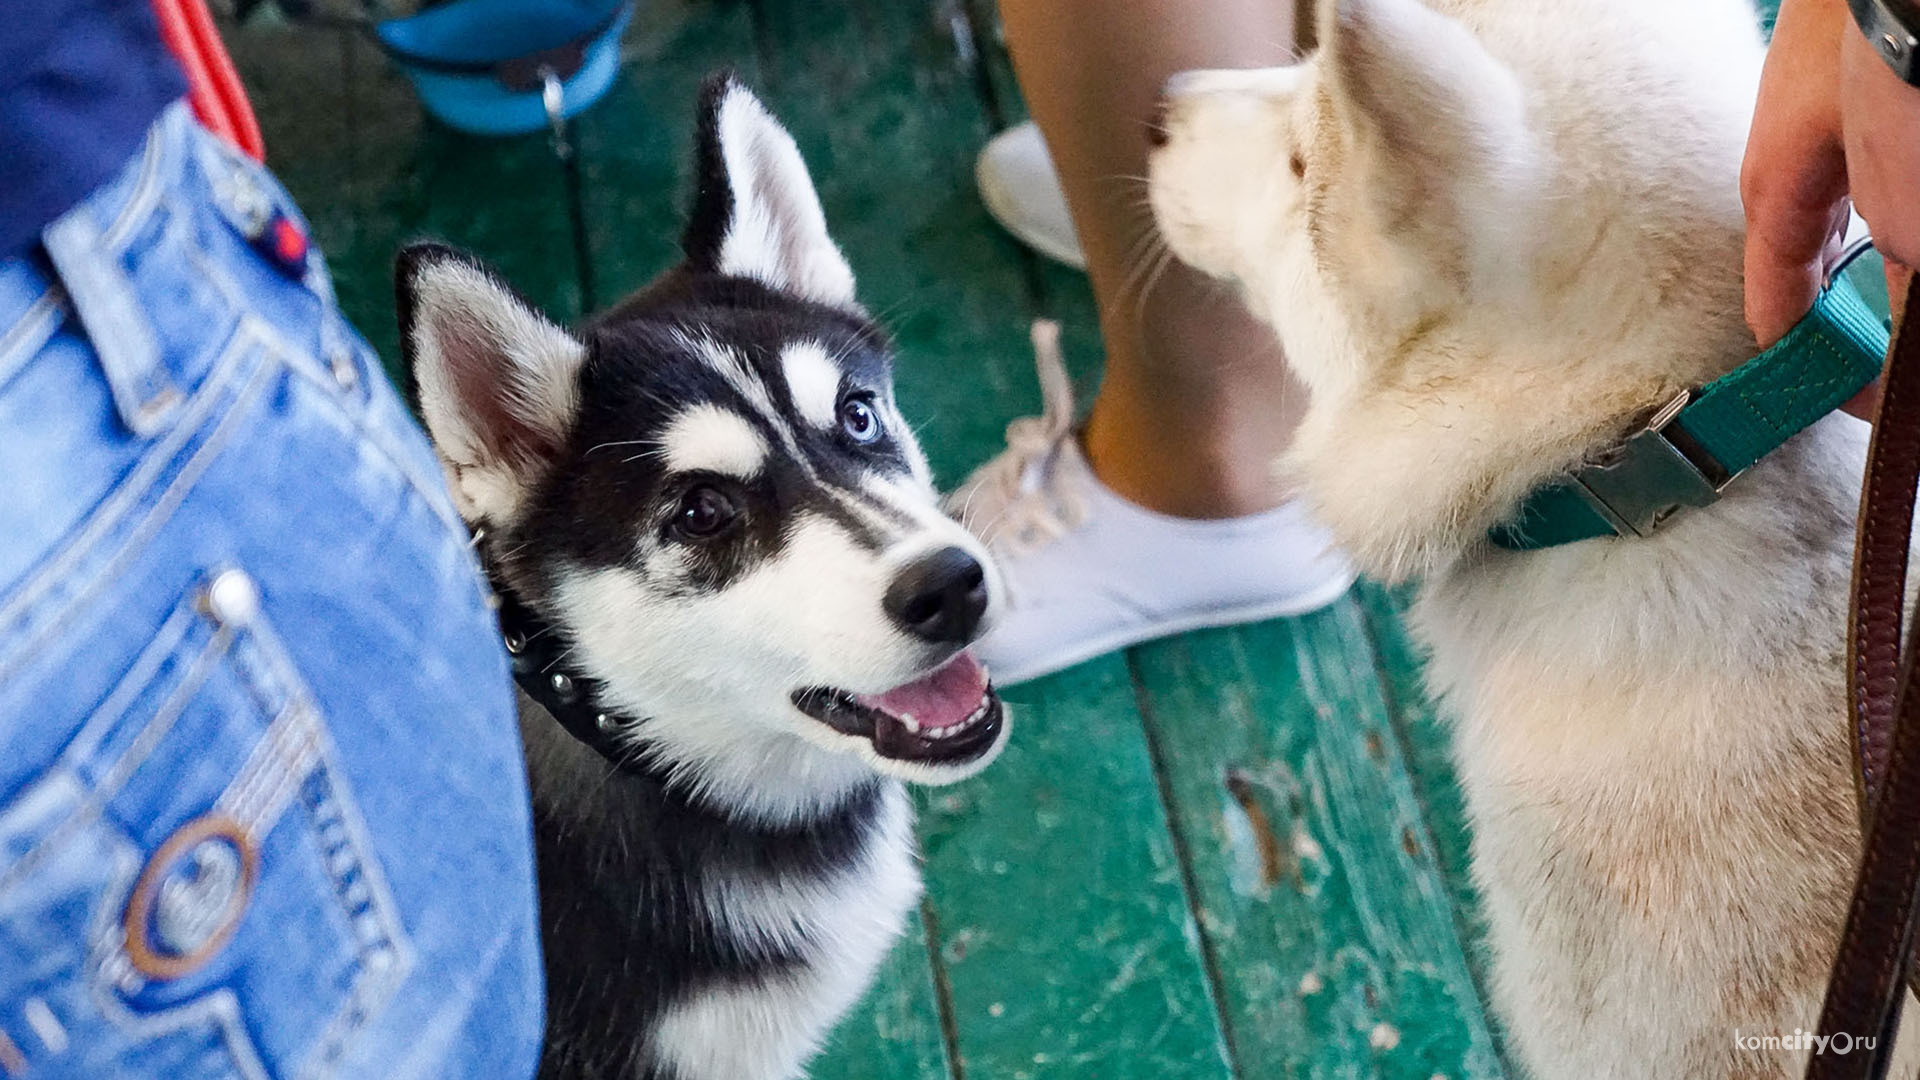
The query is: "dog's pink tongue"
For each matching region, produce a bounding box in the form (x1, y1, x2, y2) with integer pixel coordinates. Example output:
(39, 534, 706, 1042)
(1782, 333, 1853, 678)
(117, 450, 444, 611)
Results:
(857, 653, 988, 730)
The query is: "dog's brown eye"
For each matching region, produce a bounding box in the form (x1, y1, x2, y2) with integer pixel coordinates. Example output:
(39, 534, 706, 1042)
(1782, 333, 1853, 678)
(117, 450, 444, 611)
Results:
(1289, 153, 1306, 179)
(674, 486, 737, 540)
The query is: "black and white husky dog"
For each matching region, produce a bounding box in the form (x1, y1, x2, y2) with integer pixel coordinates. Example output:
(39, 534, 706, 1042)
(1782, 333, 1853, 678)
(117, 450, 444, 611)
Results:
(396, 76, 1010, 1080)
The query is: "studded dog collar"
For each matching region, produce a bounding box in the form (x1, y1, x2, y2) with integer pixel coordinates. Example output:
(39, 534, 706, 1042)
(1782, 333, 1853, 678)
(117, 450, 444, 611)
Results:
(475, 530, 646, 771)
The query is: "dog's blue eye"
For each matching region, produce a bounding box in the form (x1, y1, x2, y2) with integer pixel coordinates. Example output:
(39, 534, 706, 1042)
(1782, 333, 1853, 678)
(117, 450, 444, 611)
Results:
(674, 485, 737, 540)
(839, 397, 883, 444)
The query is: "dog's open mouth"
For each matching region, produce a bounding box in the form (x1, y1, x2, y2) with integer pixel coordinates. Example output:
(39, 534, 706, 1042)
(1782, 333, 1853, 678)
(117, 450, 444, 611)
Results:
(791, 652, 1003, 765)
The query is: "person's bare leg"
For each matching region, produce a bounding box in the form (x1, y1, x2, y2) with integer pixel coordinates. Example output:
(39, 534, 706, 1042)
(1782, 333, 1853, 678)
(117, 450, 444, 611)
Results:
(956, 0, 1349, 686)
(999, 0, 1302, 518)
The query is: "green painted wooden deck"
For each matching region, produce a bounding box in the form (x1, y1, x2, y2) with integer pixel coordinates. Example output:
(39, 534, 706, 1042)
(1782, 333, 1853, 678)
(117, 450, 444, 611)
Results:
(224, 3, 1507, 1075)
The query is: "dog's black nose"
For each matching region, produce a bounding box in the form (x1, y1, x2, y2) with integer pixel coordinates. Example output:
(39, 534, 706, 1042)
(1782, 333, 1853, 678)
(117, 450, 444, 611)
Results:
(886, 547, 989, 644)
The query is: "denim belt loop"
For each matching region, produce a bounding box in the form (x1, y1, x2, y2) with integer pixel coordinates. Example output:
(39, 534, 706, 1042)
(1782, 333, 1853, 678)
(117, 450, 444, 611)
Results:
(39, 111, 184, 438)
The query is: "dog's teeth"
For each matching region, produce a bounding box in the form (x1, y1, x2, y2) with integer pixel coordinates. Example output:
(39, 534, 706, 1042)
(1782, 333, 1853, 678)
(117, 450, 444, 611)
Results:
(911, 700, 994, 743)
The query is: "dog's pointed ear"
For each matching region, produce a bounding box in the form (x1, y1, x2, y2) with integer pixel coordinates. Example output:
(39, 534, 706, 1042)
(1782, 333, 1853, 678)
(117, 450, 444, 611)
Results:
(1317, 0, 1536, 284)
(680, 73, 858, 308)
(1322, 0, 1531, 188)
(397, 242, 586, 525)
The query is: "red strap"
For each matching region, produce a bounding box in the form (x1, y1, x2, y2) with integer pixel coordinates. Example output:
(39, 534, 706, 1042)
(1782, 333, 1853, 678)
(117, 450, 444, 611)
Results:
(150, 0, 264, 161)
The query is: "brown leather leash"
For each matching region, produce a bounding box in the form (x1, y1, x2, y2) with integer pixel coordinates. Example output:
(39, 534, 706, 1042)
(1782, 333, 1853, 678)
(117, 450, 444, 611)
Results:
(1811, 271, 1920, 1080)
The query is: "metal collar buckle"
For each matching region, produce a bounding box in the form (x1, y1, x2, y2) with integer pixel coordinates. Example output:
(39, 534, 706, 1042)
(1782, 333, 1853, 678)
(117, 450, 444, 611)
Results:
(1568, 390, 1736, 538)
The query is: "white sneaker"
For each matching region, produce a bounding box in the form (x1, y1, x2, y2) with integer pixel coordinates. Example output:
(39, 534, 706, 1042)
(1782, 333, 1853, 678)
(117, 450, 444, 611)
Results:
(976, 122, 1087, 270)
(947, 321, 1358, 686)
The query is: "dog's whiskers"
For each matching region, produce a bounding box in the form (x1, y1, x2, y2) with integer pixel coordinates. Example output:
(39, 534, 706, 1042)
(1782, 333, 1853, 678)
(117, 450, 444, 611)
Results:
(620, 446, 671, 465)
(585, 438, 655, 457)
(1099, 175, 1179, 319)
(1121, 235, 1176, 319)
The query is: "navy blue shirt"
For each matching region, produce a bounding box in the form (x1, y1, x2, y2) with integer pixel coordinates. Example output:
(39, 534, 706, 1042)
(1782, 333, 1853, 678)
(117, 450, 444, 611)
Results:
(2, 0, 186, 258)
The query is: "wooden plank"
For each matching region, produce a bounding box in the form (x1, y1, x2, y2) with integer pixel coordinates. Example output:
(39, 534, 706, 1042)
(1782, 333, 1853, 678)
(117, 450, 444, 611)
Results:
(1129, 600, 1506, 1079)
(1352, 584, 1507, 1063)
(336, 37, 584, 354)
(918, 663, 1235, 1080)
(745, 1, 1233, 1075)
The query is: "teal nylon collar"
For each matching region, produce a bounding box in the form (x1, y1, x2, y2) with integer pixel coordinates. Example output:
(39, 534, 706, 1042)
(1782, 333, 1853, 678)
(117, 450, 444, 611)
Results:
(1491, 278, 1891, 550)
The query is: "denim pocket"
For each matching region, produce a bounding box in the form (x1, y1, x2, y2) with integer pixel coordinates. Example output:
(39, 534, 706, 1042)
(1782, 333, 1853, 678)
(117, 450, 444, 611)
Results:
(0, 569, 414, 1080)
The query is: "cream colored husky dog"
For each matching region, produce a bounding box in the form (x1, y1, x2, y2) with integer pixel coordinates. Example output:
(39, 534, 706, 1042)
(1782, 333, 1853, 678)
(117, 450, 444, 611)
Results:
(1148, 0, 1915, 1076)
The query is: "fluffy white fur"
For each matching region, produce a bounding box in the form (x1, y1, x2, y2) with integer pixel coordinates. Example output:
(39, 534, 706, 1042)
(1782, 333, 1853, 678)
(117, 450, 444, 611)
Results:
(1149, 0, 1917, 1075)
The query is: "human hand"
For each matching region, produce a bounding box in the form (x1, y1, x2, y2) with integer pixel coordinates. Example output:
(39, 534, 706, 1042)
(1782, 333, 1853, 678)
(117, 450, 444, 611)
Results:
(1742, 0, 1919, 417)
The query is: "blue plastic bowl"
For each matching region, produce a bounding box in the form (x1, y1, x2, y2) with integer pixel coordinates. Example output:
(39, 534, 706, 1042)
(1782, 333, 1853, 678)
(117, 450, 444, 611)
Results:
(376, 0, 633, 136)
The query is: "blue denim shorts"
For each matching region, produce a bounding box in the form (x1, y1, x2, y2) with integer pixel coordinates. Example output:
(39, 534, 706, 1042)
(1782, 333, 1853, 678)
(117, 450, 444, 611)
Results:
(0, 103, 543, 1079)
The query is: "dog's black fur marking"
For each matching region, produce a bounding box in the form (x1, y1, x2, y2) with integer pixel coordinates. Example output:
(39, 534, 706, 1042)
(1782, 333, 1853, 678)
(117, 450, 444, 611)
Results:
(680, 71, 744, 280)
(534, 769, 885, 1080)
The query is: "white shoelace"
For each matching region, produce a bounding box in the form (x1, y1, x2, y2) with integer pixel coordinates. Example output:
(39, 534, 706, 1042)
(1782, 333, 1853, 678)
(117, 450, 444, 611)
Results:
(948, 319, 1090, 555)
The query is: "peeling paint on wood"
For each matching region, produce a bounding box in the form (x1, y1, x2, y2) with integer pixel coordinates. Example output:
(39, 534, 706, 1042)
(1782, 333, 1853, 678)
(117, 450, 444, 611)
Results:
(812, 905, 954, 1080)
(917, 664, 1234, 1079)
(1354, 583, 1507, 1065)
(1130, 600, 1506, 1078)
